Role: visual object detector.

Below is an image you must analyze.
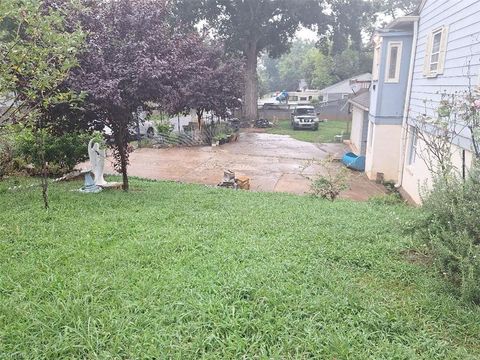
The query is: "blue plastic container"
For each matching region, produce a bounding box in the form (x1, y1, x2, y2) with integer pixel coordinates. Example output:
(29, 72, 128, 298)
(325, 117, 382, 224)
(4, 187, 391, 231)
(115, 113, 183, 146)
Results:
(342, 152, 366, 171)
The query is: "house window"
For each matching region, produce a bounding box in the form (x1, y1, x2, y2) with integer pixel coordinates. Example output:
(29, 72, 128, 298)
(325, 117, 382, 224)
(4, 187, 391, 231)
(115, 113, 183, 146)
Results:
(290, 96, 298, 101)
(424, 26, 449, 77)
(430, 31, 442, 72)
(300, 97, 307, 101)
(385, 41, 402, 83)
(407, 126, 418, 165)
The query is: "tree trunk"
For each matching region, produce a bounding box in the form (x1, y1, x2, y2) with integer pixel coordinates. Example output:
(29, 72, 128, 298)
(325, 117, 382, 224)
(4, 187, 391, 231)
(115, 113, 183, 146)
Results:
(243, 40, 258, 122)
(196, 108, 203, 130)
(115, 126, 129, 191)
(119, 143, 129, 191)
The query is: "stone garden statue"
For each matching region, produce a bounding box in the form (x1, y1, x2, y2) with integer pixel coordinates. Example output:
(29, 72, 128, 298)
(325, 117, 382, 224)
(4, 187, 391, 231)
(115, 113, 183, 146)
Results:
(88, 138, 107, 186)
(79, 137, 121, 193)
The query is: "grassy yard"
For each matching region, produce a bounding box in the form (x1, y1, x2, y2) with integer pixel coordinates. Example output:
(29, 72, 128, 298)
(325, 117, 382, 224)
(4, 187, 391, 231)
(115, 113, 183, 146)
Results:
(267, 119, 350, 143)
(1, 178, 480, 358)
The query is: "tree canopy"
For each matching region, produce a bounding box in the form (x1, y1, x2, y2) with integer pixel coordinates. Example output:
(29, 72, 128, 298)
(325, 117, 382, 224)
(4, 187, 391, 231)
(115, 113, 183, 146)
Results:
(68, 0, 244, 190)
(0, 0, 84, 126)
(259, 40, 372, 94)
(175, 0, 329, 121)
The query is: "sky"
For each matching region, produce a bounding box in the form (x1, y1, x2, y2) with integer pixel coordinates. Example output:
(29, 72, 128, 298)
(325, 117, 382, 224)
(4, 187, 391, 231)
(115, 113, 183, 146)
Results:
(295, 27, 319, 42)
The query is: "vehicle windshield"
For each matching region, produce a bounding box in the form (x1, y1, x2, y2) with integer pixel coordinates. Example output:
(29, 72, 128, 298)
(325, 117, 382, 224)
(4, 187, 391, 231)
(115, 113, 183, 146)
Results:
(295, 108, 315, 116)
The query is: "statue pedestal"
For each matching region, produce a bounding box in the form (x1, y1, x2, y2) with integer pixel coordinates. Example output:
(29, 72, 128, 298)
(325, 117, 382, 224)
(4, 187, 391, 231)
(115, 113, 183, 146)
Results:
(99, 182, 122, 190)
(79, 171, 102, 193)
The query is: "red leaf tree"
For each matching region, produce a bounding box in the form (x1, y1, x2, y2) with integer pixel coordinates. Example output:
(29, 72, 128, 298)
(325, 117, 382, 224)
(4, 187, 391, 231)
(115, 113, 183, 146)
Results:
(71, 0, 208, 190)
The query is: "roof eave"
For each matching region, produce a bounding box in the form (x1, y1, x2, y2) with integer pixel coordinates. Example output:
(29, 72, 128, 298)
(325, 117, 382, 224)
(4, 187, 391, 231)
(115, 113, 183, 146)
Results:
(348, 99, 369, 112)
(385, 16, 420, 30)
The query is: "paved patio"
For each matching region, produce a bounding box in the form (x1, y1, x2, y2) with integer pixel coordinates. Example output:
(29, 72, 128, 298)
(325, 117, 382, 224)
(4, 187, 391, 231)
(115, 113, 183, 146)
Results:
(96, 132, 385, 201)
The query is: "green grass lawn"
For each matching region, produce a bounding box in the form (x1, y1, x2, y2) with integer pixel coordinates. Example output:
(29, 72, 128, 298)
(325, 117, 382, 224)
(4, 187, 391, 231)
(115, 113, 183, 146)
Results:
(267, 119, 350, 143)
(1, 178, 480, 358)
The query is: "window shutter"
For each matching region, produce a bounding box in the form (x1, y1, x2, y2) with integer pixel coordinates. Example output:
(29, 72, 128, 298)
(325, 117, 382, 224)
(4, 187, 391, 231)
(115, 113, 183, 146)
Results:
(437, 26, 449, 75)
(423, 32, 433, 76)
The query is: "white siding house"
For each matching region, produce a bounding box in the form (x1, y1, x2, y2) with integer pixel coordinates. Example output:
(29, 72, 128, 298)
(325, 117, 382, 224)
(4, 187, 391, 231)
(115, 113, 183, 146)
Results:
(400, 0, 480, 203)
(355, 0, 480, 203)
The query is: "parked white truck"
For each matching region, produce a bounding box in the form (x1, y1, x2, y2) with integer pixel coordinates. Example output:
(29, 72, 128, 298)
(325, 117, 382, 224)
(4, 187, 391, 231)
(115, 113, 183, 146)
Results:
(291, 105, 319, 131)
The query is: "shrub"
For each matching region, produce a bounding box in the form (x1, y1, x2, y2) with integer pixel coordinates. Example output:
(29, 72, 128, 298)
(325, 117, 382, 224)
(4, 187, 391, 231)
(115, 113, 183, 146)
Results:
(414, 169, 480, 304)
(304, 156, 349, 201)
(0, 129, 18, 178)
(156, 122, 173, 134)
(368, 193, 404, 206)
(14, 128, 91, 176)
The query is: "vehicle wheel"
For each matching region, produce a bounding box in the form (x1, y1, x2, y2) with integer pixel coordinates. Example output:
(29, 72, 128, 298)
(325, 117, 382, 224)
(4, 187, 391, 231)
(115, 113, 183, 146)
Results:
(147, 127, 154, 138)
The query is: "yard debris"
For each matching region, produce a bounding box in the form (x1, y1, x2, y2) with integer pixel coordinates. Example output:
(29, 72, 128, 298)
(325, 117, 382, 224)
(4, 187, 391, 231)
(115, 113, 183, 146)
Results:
(53, 170, 83, 182)
(236, 175, 250, 190)
(217, 170, 250, 190)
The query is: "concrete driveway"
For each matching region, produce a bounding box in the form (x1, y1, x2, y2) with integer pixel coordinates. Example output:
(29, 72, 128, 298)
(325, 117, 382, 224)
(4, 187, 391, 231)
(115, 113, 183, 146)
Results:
(99, 132, 385, 201)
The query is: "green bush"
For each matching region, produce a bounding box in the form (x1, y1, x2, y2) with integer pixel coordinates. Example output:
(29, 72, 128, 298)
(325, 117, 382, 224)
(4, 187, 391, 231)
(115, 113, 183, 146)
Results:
(414, 170, 480, 304)
(306, 157, 349, 201)
(0, 129, 19, 178)
(14, 128, 91, 176)
(368, 193, 404, 206)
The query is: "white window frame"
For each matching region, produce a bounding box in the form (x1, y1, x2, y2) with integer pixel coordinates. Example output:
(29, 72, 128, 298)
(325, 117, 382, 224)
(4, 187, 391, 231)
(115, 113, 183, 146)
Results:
(423, 26, 449, 78)
(372, 44, 382, 81)
(384, 41, 403, 83)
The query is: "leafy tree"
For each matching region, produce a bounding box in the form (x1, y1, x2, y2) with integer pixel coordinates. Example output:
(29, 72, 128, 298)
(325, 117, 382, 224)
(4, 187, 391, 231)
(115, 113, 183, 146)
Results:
(277, 41, 314, 91)
(332, 48, 372, 81)
(301, 48, 335, 89)
(175, 0, 329, 121)
(70, 0, 203, 191)
(376, 0, 418, 19)
(181, 42, 244, 127)
(259, 40, 370, 94)
(258, 55, 282, 94)
(0, 0, 84, 208)
(328, 0, 374, 55)
(0, 0, 83, 124)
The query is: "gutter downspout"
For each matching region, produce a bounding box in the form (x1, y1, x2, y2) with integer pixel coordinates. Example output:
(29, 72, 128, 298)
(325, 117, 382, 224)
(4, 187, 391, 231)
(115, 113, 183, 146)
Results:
(396, 19, 419, 188)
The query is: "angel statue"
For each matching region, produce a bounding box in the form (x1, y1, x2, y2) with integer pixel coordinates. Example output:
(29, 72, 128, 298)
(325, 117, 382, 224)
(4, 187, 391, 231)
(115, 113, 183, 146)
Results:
(88, 138, 107, 186)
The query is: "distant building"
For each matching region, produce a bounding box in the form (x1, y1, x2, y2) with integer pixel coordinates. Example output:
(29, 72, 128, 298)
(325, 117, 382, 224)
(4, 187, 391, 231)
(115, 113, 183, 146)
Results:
(319, 73, 372, 103)
(317, 73, 372, 120)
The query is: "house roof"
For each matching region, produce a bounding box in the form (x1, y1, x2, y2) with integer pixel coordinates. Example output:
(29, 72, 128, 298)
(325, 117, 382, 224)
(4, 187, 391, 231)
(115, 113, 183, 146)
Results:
(348, 91, 370, 111)
(384, 16, 419, 31)
(320, 73, 372, 95)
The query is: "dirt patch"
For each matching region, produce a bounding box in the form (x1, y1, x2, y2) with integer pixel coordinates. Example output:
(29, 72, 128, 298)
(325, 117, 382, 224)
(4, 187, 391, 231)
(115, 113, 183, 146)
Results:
(401, 249, 433, 266)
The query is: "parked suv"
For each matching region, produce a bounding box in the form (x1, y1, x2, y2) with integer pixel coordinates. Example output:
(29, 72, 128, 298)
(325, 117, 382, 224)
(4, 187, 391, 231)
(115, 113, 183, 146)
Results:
(291, 105, 319, 130)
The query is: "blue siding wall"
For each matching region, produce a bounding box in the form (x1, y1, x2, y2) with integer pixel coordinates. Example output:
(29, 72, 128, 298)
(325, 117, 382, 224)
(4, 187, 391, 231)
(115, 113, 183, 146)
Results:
(408, 0, 480, 148)
(370, 32, 414, 125)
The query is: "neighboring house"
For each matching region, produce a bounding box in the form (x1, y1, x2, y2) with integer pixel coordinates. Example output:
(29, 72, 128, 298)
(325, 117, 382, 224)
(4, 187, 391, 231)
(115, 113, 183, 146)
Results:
(364, 16, 417, 182)
(318, 73, 371, 119)
(319, 73, 372, 103)
(354, 0, 480, 203)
